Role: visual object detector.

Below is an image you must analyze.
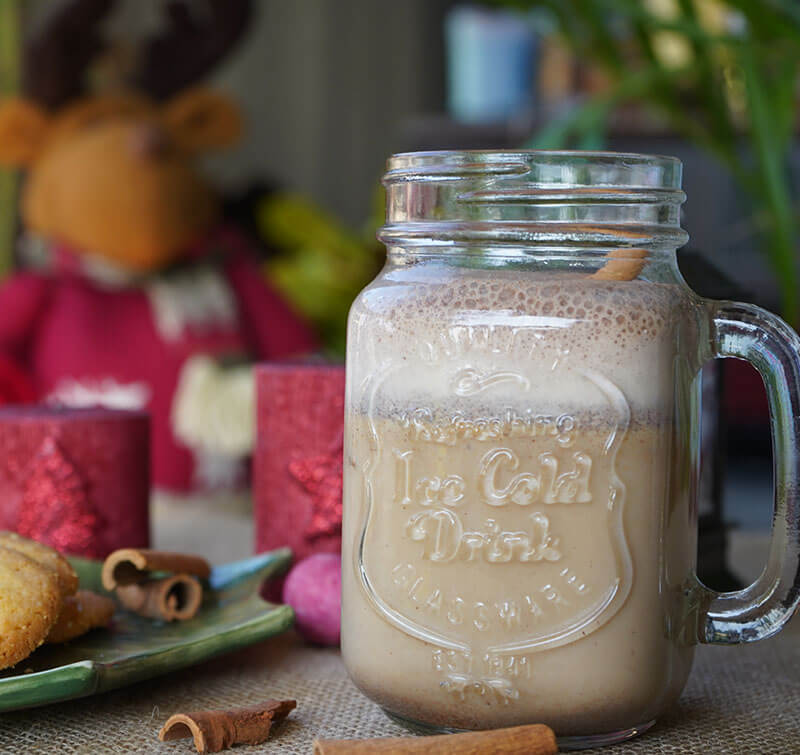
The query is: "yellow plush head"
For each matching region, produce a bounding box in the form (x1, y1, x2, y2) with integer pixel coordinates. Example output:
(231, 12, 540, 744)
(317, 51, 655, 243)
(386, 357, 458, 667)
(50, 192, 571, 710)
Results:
(0, 88, 241, 272)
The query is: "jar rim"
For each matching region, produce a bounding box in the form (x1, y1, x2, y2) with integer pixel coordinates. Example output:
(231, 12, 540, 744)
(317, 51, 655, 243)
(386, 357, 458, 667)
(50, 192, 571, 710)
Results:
(381, 150, 688, 250)
(385, 150, 683, 192)
(389, 149, 681, 162)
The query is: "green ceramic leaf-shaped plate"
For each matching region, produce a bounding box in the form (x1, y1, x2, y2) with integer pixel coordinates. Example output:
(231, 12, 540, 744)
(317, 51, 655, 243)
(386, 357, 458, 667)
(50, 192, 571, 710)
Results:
(0, 549, 294, 712)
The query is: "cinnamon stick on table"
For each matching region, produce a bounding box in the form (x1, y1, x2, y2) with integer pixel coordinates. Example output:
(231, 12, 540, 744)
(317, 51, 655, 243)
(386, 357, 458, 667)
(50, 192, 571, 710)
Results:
(313, 723, 558, 755)
(159, 700, 296, 753)
(102, 548, 211, 590)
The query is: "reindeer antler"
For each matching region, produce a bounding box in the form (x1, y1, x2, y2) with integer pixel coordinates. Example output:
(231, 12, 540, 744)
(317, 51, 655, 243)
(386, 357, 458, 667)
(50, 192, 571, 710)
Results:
(23, 0, 116, 110)
(22, 0, 250, 109)
(131, 0, 252, 101)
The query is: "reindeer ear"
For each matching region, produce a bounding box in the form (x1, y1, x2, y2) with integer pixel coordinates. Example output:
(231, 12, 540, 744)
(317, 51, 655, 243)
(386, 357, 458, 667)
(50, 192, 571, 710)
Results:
(163, 88, 242, 154)
(0, 98, 50, 166)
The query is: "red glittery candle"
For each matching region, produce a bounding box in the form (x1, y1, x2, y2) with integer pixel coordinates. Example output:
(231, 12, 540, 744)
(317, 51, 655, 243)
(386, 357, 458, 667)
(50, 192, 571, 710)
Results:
(0, 406, 150, 558)
(254, 364, 344, 571)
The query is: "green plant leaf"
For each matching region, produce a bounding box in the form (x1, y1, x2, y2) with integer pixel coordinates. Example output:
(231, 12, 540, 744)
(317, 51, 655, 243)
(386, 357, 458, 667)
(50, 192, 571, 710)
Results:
(738, 42, 798, 323)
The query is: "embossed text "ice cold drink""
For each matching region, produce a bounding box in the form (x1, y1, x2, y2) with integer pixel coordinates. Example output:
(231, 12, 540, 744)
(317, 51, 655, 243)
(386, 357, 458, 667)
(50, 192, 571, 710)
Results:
(341, 152, 800, 747)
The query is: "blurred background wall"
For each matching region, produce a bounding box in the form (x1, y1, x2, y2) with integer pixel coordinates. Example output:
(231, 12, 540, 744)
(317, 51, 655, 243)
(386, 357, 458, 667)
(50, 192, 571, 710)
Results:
(209, 0, 453, 226)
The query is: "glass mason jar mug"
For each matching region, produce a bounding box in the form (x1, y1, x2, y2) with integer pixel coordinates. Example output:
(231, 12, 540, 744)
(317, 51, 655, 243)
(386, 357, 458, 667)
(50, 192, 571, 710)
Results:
(341, 151, 800, 747)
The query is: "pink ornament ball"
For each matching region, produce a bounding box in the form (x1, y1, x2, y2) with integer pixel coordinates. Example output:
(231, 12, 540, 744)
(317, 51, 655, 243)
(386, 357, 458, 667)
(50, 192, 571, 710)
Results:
(282, 553, 341, 646)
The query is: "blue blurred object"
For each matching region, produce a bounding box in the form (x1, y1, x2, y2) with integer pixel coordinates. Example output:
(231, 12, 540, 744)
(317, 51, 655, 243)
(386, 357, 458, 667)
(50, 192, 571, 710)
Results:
(445, 5, 538, 124)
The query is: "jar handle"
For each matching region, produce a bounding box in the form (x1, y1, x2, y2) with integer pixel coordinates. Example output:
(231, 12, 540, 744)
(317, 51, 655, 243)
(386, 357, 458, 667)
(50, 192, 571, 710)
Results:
(700, 300, 800, 643)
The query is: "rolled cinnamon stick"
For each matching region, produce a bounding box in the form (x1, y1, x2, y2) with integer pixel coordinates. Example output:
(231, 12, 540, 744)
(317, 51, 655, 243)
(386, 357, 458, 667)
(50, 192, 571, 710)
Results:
(159, 700, 296, 753)
(116, 574, 203, 621)
(313, 723, 557, 755)
(102, 548, 211, 590)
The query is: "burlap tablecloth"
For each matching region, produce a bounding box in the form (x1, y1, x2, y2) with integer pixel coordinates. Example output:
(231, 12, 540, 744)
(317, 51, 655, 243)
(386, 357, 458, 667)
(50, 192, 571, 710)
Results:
(0, 496, 797, 754)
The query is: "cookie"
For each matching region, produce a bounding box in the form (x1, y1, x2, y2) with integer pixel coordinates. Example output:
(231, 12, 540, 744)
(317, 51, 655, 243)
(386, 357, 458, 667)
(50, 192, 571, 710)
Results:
(0, 532, 78, 597)
(0, 546, 62, 670)
(47, 590, 116, 644)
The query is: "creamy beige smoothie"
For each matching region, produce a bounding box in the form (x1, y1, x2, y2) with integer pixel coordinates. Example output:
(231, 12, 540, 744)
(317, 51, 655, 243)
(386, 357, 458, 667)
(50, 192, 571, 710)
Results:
(342, 269, 700, 735)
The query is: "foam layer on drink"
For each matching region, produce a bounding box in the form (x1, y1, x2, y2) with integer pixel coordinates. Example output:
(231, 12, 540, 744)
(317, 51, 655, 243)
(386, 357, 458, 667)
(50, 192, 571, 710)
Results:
(348, 265, 696, 419)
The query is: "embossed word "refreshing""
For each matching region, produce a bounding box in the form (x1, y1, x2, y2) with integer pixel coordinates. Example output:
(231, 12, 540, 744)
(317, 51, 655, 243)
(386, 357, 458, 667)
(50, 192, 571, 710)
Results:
(396, 408, 576, 448)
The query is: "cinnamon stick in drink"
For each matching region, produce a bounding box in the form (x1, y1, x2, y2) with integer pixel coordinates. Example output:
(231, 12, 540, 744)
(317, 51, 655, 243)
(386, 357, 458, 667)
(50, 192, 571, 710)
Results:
(591, 248, 648, 281)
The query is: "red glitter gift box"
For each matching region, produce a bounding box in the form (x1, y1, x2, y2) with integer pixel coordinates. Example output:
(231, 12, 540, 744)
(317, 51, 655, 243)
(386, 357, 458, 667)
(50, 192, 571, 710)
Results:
(254, 364, 344, 569)
(0, 406, 150, 557)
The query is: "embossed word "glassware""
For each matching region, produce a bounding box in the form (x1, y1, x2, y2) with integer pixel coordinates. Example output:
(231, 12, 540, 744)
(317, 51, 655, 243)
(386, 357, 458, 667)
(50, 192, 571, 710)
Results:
(341, 151, 800, 748)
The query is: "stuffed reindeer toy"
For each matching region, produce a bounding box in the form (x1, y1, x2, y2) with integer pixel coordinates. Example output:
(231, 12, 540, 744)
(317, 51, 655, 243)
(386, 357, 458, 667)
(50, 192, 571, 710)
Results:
(0, 0, 316, 492)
